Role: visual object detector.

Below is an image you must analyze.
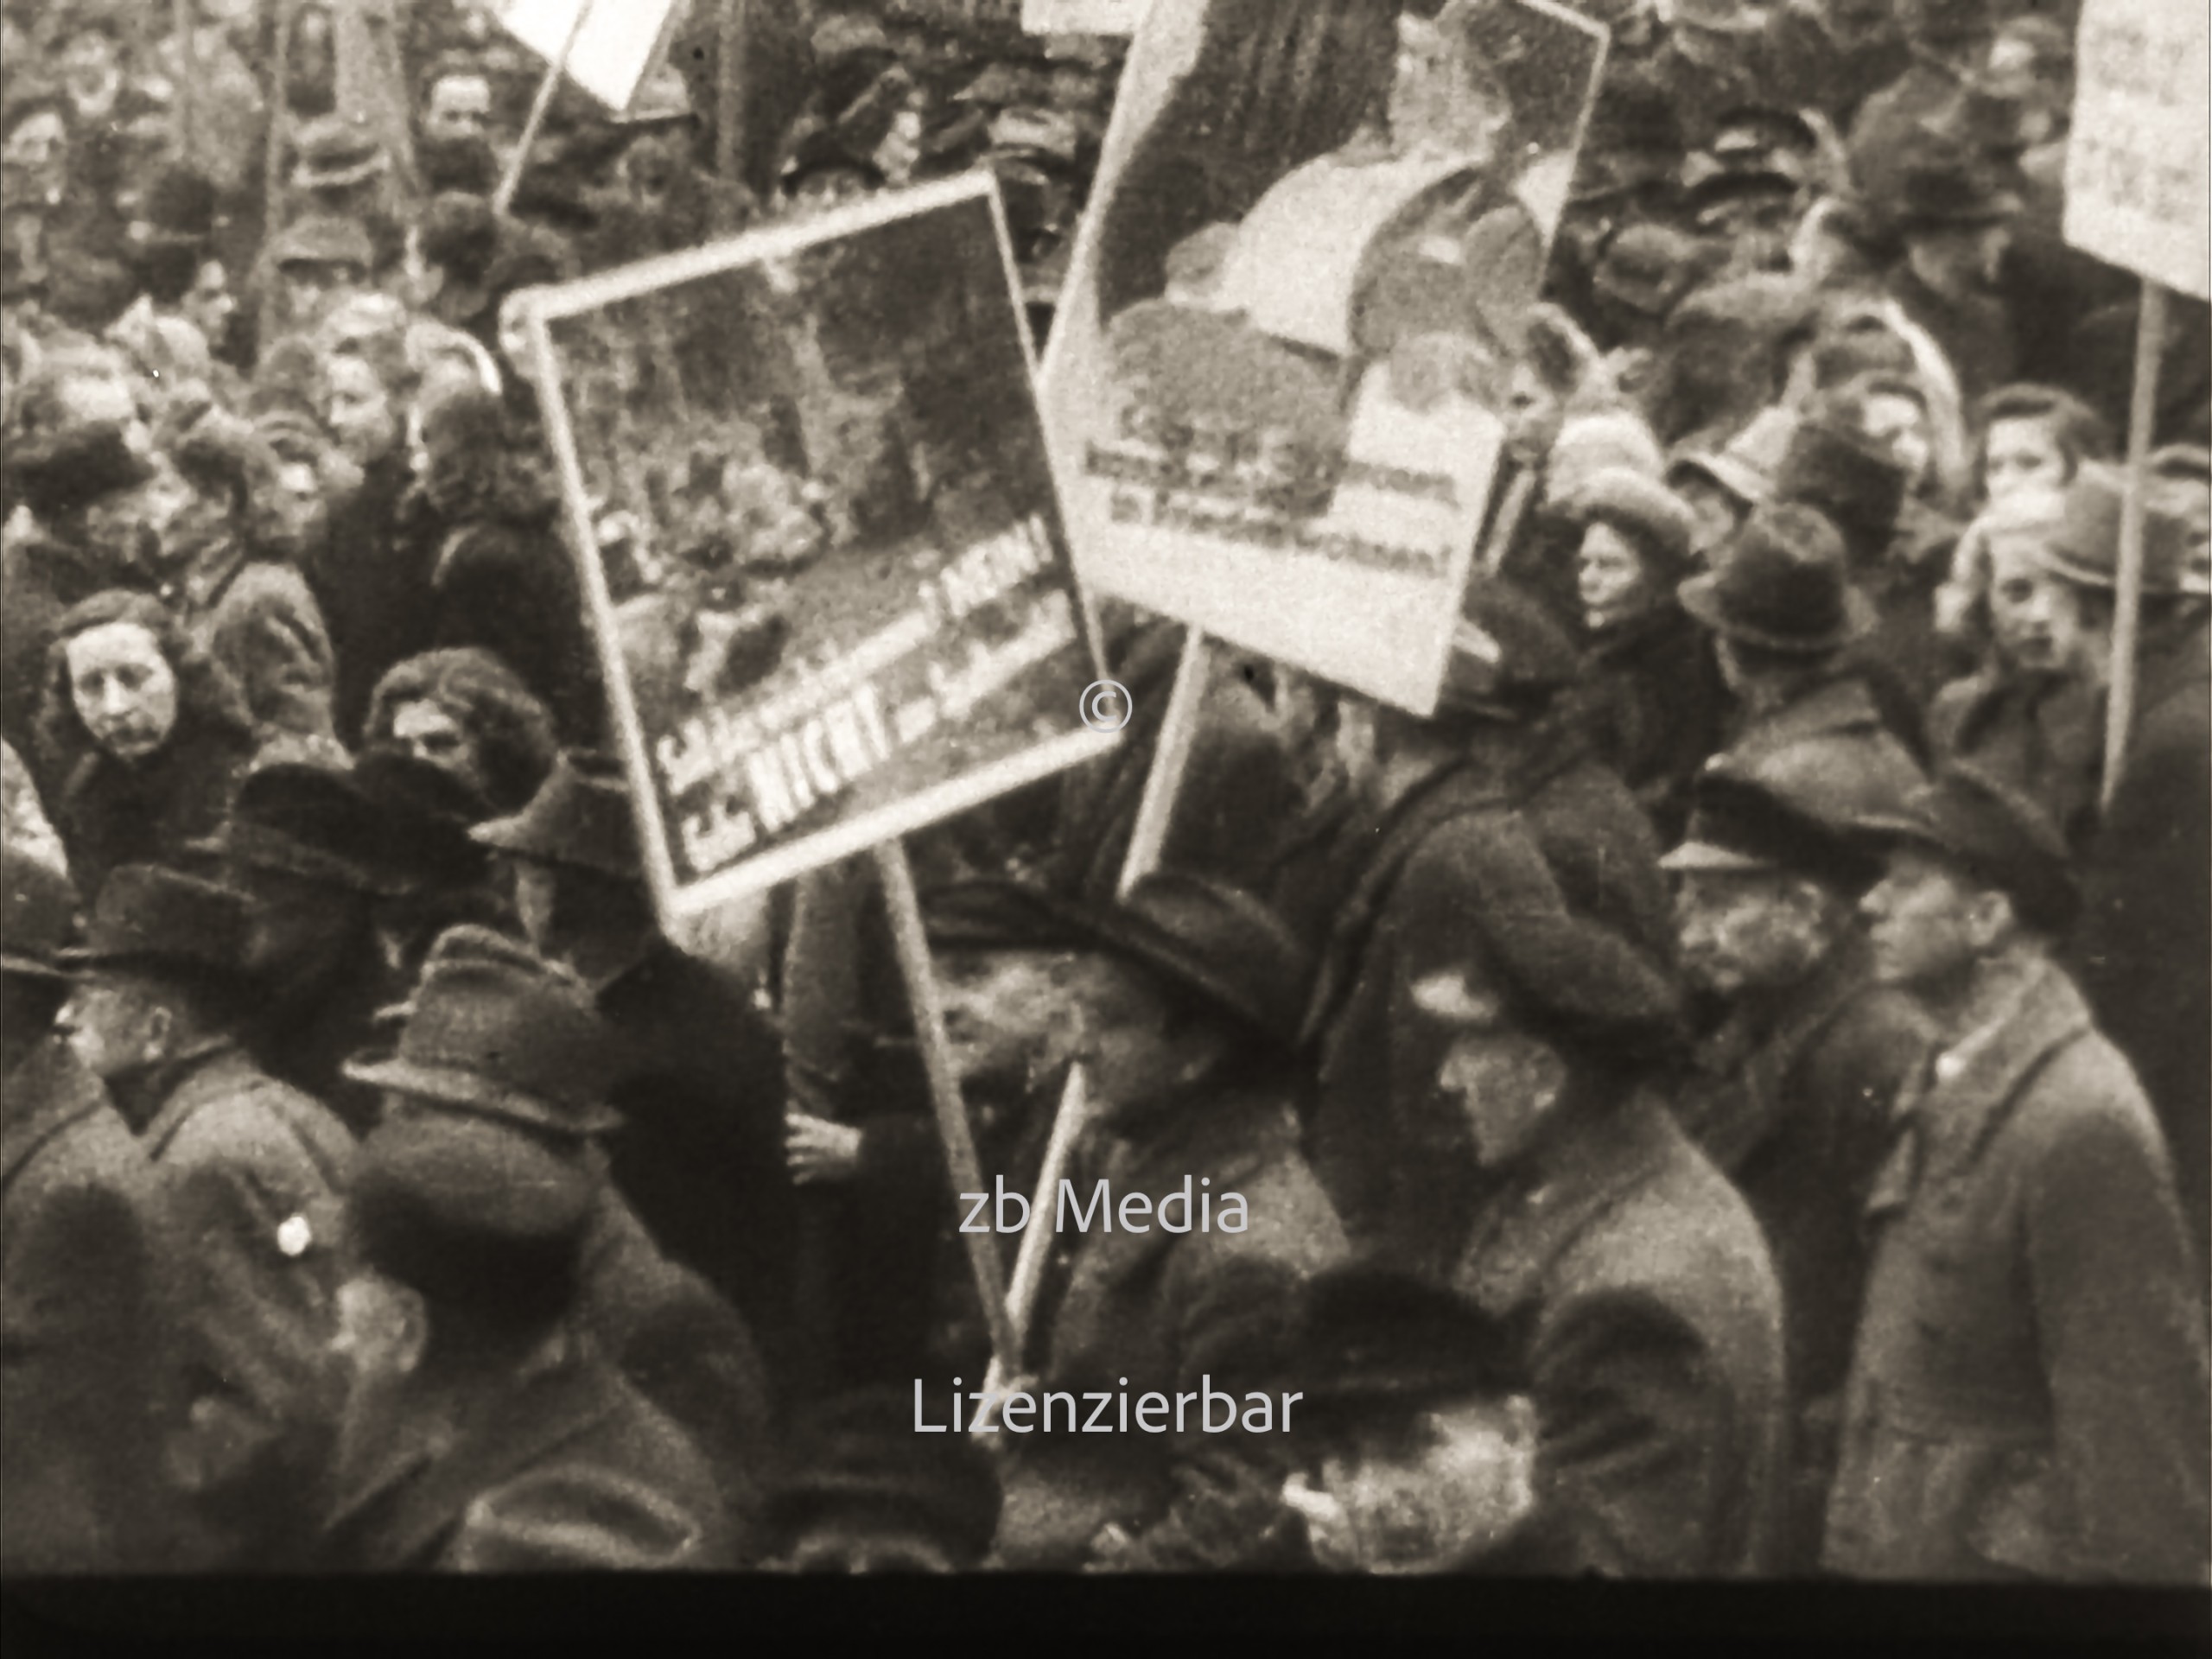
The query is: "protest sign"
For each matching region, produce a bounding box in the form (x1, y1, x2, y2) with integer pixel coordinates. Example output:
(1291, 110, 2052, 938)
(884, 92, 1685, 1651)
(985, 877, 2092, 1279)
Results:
(1041, 0, 1606, 715)
(495, 0, 683, 115)
(1024, 0, 1148, 36)
(2063, 0, 2209, 302)
(514, 175, 1113, 924)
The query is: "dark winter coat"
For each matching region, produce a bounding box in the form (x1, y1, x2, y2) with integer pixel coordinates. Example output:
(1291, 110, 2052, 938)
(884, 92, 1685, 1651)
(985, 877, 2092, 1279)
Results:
(2068, 619, 2212, 1296)
(1300, 735, 1677, 1281)
(315, 1337, 734, 1572)
(0, 1040, 171, 1573)
(1824, 959, 2211, 1584)
(430, 501, 607, 749)
(1455, 1090, 1788, 1579)
(1931, 667, 2101, 855)
(1567, 603, 1730, 845)
(993, 1084, 1347, 1571)
(140, 1041, 356, 1570)
(597, 942, 798, 1398)
(310, 452, 435, 741)
(1673, 938, 1934, 1573)
(41, 706, 255, 897)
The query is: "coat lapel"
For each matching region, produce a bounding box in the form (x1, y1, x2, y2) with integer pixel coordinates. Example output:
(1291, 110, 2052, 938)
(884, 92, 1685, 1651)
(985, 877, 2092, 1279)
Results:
(1455, 1094, 1673, 1322)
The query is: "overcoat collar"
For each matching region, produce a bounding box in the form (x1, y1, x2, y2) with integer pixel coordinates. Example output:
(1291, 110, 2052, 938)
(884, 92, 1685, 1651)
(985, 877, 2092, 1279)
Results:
(1453, 1090, 1679, 1321)
(1864, 955, 2094, 1223)
(1073, 1085, 1301, 1289)
(137, 1041, 262, 1159)
(1680, 937, 1888, 1175)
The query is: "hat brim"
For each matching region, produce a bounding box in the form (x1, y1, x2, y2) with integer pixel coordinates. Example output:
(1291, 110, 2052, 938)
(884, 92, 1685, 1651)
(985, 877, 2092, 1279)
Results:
(468, 822, 641, 883)
(340, 1056, 625, 1138)
(1658, 840, 1779, 874)
(1080, 907, 1292, 1046)
(1899, 196, 2024, 231)
(295, 155, 391, 191)
(0, 950, 71, 983)
(1677, 575, 1877, 654)
(56, 945, 249, 981)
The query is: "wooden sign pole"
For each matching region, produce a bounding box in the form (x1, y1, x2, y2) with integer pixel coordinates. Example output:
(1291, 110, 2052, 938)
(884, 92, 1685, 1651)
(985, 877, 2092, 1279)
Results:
(2101, 277, 2169, 811)
(259, 0, 296, 352)
(1115, 626, 1208, 900)
(874, 839, 1020, 1370)
(172, 0, 201, 164)
(493, 0, 594, 219)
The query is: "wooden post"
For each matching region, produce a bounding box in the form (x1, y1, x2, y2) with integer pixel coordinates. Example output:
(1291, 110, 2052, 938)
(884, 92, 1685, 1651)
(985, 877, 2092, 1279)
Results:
(493, 0, 594, 219)
(716, 0, 746, 189)
(2101, 278, 2168, 812)
(976, 1064, 1090, 1423)
(172, 0, 200, 165)
(1115, 626, 1208, 900)
(259, 0, 296, 352)
(873, 840, 1020, 1370)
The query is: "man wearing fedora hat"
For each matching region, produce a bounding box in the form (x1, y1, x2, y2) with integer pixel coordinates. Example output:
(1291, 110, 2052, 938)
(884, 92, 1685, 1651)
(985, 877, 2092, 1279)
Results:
(212, 760, 413, 1139)
(1825, 764, 2209, 1583)
(0, 849, 174, 1571)
(1663, 754, 1934, 1573)
(1300, 580, 1679, 1283)
(341, 924, 776, 1563)
(1885, 153, 2022, 407)
(287, 111, 404, 281)
(473, 750, 799, 1396)
(1275, 1263, 1540, 1573)
(315, 1106, 733, 1572)
(988, 873, 1347, 1573)
(1414, 890, 1786, 1577)
(1847, 0, 1998, 215)
(1681, 500, 1930, 798)
(2030, 465, 2212, 1289)
(54, 861, 356, 1568)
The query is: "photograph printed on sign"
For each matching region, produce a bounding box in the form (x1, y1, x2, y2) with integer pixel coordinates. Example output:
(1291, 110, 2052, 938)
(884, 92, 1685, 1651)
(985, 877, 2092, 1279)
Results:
(1044, 0, 1607, 714)
(518, 178, 1111, 921)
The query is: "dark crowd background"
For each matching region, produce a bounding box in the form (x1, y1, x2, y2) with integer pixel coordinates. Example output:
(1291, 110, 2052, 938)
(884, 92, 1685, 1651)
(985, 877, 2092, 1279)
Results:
(1, 0, 2209, 1588)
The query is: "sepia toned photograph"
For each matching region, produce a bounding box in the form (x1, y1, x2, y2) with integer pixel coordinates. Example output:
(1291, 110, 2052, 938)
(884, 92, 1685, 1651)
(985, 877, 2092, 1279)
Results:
(0, 0, 2207, 1648)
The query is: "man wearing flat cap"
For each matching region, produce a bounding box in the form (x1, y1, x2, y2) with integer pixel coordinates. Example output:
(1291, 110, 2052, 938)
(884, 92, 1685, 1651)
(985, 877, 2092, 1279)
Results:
(1300, 579, 1680, 1282)
(0, 849, 172, 1571)
(2028, 466, 2212, 1287)
(474, 750, 798, 1396)
(262, 213, 373, 340)
(1663, 753, 1934, 1573)
(988, 873, 1347, 1573)
(341, 925, 774, 1563)
(1825, 765, 2210, 1584)
(1681, 501, 1931, 794)
(315, 1108, 731, 1572)
(1415, 889, 1786, 1578)
(54, 861, 355, 1568)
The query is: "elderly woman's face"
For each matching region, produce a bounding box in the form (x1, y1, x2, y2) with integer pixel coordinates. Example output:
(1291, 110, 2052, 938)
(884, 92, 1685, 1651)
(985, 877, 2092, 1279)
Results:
(67, 620, 180, 762)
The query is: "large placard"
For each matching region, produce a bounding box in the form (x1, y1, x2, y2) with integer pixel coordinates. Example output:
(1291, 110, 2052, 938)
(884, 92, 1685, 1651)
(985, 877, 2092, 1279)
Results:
(515, 176, 1112, 922)
(495, 0, 683, 114)
(1041, 0, 1606, 714)
(1024, 0, 1149, 35)
(2063, 0, 2210, 301)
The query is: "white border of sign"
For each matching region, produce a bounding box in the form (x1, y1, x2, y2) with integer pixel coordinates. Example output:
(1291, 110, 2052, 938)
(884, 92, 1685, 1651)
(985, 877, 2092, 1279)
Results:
(512, 173, 1116, 926)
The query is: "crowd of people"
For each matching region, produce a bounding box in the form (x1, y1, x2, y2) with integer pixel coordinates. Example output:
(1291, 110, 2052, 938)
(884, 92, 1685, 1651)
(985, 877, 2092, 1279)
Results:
(1, 0, 2208, 1583)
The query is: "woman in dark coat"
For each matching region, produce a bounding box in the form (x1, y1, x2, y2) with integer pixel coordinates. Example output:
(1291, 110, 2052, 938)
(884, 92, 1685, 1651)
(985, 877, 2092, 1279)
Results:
(1557, 469, 1727, 843)
(412, 384, 607, 748)
(32, 589, 255, 893)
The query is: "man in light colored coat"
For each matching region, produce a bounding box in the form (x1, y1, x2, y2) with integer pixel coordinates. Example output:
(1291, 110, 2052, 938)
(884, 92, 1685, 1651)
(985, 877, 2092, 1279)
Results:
(1825, 764, 2210, 1584)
